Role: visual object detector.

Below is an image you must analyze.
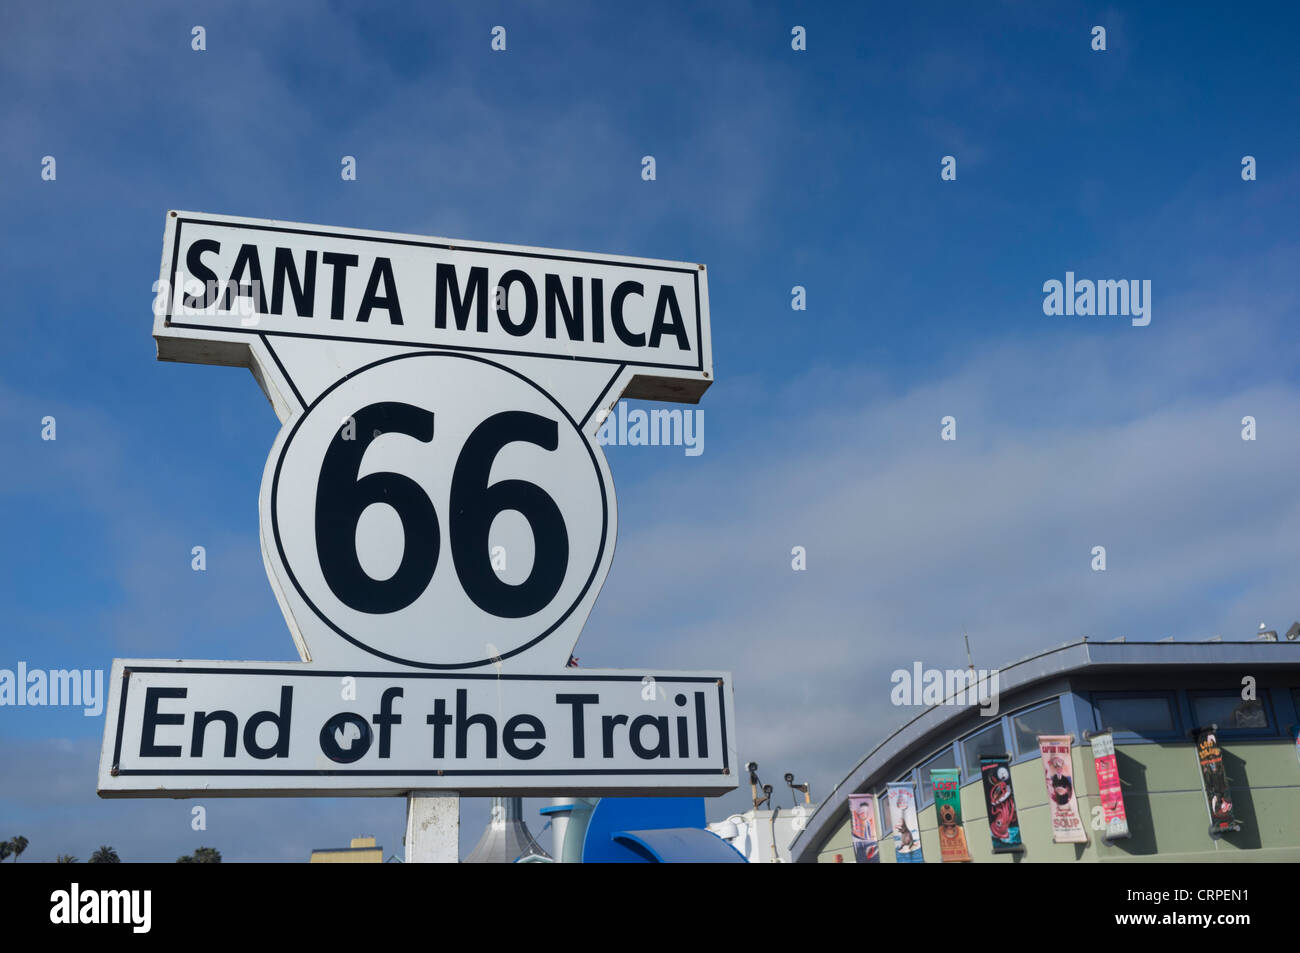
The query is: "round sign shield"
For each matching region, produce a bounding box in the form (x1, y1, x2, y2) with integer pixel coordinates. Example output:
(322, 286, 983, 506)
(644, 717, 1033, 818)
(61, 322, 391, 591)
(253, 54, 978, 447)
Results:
(269, 351, 609, 668)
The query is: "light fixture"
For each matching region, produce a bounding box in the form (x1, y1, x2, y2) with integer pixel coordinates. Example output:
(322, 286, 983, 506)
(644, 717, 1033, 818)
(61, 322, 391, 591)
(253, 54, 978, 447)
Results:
(747, 762, 772, 810)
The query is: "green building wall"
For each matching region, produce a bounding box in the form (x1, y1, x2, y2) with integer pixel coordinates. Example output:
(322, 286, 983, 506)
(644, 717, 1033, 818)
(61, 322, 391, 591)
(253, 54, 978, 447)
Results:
(816, 737, 1300, 862)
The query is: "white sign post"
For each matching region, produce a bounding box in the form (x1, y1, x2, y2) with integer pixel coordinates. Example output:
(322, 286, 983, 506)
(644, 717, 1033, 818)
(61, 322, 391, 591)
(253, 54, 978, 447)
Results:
(99, 211, 734, 861)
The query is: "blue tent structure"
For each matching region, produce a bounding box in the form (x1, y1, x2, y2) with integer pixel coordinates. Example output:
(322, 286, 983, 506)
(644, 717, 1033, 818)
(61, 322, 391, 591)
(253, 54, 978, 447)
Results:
(565, 796, 746, 863)
(611, 828, 748, 863)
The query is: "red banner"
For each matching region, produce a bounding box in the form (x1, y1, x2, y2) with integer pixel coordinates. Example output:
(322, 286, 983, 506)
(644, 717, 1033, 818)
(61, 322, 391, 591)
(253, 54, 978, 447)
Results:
(1088, 731, 1129, 840)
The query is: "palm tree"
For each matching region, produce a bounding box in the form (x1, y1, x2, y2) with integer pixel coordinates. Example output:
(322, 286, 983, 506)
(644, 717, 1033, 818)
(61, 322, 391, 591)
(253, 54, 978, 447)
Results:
(88, 845, 120, 863)
(0, 842, 10, 863)
(55, 854, 78, 863)
(10, 836, 27, 862)
(177, 846, 221, 863)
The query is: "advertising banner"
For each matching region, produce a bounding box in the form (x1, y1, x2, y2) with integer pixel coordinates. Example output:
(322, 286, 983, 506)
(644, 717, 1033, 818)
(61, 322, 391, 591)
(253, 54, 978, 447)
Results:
(1088, 731, 1130, 840)
(848, 793, 881, 863)
(930, 768, 971, 862)
(979, 754, 1023, 853)
(1037, 735, 1088, 843)
(885, 782, 925, 863)
(1195, 725, 1242, 835)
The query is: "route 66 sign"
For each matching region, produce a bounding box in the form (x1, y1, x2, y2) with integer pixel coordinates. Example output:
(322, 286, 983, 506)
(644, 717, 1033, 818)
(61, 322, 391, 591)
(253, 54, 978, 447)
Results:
(270, 350, 608, 669)
(97, 211, 734, 797)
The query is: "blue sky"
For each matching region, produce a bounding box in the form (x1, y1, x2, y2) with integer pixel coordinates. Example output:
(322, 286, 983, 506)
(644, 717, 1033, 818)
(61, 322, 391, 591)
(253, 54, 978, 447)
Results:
(1, 0, 1298, 861)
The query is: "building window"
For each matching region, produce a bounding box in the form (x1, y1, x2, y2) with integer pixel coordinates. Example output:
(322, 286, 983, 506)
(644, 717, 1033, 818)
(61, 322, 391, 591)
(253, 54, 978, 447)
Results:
(1093, 692, 1179, 739)
(917, 745, 958, 808)
(1011, 700, 1065, 758)
(874, 788, 890, 831)
(1189, 691, 1273, 734)
(960, 722, 1006, 775)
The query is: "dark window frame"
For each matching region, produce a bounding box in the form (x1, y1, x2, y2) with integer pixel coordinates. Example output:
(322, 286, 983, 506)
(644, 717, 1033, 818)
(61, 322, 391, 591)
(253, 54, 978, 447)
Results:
(1090, 690, 1183, 742)
(958, 719, 1011, 778)
(1187, 688, 1277, 739)
(1007, 698, 1067, 762)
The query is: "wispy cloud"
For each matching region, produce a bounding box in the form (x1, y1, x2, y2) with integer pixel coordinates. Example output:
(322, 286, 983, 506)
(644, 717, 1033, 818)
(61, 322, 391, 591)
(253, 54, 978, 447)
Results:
(590, 331, 1300, 812)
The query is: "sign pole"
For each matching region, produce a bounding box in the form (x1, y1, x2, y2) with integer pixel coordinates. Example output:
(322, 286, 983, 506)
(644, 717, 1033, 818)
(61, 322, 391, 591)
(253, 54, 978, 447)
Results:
(405, 791, 460, 863)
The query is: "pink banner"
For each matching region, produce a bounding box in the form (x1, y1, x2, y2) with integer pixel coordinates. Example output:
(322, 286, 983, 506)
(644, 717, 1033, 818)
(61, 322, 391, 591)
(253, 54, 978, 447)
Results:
(1089, 731, 1130, 840)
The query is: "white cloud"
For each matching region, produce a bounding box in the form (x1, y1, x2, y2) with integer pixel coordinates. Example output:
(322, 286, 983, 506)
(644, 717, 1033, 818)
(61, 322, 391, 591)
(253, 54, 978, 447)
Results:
(587, 335, 1300, 809)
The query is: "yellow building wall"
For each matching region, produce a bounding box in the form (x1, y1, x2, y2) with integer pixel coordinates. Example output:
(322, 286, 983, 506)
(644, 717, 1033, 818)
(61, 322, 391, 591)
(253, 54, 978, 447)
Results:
(310, 836, 383, 863)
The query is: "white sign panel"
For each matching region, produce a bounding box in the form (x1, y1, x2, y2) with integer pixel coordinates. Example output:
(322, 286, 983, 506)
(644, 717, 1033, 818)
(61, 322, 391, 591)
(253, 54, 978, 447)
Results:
(98, 662, 735, 796)
(268, 350, 610, 669)
(99, 211, 730, 798)
(154, 211, 711, 400)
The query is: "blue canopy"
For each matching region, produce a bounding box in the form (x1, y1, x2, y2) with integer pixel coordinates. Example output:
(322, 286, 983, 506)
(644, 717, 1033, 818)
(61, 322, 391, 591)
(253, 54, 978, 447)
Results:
(611, 828, 747, 863)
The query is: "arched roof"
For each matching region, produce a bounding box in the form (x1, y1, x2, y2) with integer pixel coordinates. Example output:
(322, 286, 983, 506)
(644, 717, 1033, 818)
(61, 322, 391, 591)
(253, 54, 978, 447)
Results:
(789, 638, 1300, 862)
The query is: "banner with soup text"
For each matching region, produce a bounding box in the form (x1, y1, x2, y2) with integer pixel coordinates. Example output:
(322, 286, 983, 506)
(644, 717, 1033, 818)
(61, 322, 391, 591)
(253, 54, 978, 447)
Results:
(979, 754, 1023, 853)
(1037, 735, 1088, 843)
(1088, 731, 1130, 840)
(1195, 726, 1242, 835)
(930, 768, 971, 862)
(848, 793, 881, 863)
(885, 782, 924, 863)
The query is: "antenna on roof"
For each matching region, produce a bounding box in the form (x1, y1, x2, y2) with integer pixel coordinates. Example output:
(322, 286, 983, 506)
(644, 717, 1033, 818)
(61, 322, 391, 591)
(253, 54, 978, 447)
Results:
(964, 630, 974, 672)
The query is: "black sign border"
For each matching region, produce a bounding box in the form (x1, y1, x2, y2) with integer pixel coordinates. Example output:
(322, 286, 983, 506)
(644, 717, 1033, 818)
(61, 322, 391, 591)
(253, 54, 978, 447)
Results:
(111, 667, 730, 779)
(163, 216, 706, 374)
